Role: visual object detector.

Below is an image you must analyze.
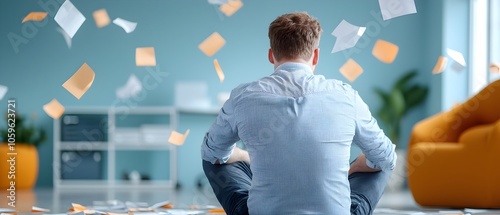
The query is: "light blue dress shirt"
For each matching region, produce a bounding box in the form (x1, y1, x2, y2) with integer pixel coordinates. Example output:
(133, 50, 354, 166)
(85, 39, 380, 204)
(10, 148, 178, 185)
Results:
(201, 62, 396, 214)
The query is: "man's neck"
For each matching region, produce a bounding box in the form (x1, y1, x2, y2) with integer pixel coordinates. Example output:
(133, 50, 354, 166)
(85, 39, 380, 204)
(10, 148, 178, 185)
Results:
(274, 58, 313, 70)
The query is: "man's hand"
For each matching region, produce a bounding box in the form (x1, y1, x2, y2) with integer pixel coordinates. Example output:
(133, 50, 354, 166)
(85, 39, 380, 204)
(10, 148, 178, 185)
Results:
(226, 147, 250, 164)
(349, 153, 380, 176)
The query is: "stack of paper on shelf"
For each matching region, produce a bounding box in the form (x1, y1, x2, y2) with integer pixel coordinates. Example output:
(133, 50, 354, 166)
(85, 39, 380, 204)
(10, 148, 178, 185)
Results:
(114, 128, 141, 144)
(141, 125, 171, 144)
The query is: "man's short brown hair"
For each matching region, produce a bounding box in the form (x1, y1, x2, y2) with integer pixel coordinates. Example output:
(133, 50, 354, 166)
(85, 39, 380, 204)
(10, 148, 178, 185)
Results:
(268, 12, 323, 62)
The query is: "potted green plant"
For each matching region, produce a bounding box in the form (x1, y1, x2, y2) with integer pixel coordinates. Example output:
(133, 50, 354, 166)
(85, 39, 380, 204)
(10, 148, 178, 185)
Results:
(374, 70, 428, 191)
(374, 70, 428, 145)
(0, 113, 46, 189)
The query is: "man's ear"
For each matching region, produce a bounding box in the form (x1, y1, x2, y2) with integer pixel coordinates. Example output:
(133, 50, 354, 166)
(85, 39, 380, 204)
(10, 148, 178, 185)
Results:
(268, 49, 275, 64)
(312, 48, 319, 66)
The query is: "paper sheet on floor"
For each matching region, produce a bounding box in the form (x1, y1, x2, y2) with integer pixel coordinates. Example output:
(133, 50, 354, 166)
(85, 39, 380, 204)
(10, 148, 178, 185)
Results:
(208, 0, 229, 5)
(378, 0, 417, 20)
(331, 20, 366, 53)
(54, 0, 86, 38)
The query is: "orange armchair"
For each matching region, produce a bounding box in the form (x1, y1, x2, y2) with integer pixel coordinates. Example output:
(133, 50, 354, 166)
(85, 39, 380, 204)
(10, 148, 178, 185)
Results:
(407, 79, 500, 208)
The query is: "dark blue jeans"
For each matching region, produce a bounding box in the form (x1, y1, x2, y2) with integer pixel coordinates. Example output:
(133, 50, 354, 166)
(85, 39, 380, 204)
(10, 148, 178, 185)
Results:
(203, 160, 392, 215)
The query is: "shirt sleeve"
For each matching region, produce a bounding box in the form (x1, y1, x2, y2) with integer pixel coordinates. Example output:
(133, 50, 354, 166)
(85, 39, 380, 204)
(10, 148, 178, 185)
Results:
(201, 90, 240, 164)
(352, 91, 397, 171)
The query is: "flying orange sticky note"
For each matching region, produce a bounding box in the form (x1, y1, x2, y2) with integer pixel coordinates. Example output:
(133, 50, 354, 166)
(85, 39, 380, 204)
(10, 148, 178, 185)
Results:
(213, 59, 225, 83)
(490, 63, 499, 73)
(198, 32, 226, 57)
(43, 99, 65, 119)
(136, 47, 156, 66)
(168, 129, 190, 146)
(220, 0, 243, 17)
(372, 39, 399, 64)
(339, 59, 363, 82)
(22, 12, 48, 23)
(62, 63, 95, 99)
(93, 9, 110, 28)
(432, 56, 448, 74)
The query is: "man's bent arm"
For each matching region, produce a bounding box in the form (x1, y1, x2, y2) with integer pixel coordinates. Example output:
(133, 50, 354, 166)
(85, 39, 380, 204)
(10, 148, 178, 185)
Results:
(352, 91, 397, 171)
(348, 153, 379, 176)
(201, 89, 242, 164)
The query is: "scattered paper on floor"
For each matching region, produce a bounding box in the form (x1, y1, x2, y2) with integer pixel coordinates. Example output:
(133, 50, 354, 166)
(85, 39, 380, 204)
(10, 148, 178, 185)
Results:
(199, 32, 225, 57)
(219, 0, 243, 17)
(113, 18, 137, 33)
(372, 39, 399, 63)
(32, 206, 50, 212)
(0, 85, 7, 101)
(116, 74, 142, 100)
(432, 56, 448, 74)
(149, 201, 171, 209)
(446, 48, 466, 71)
(339, 59, 363, 82)
(71, 203, 87, 212)
(378, 0, 417, 21)
(54, 0, 86, 38)
(0, 208, 16, 213)
(43, 99, 65, 119)
(168, 129, 190, 146)
(331, 20, 366, 53)
(136, 47, 157, 66)
(93, 9, 110, 28)
(62, 63, 95, 99)
(213, 59, 225, 83)
(22, 12, 48, 23)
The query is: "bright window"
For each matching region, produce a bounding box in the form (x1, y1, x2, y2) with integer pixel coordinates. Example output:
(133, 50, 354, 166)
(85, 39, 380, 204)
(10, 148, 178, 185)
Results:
(470, 0, 500, 95)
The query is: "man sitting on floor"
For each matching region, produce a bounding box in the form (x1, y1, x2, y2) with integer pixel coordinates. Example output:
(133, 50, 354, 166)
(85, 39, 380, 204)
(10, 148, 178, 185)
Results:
(201, 12, 396, 215)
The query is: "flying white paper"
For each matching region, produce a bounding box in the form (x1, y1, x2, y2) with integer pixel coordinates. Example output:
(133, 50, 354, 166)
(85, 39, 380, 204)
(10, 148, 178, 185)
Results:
(116, 74, 142, 100)
(331, 20, 366, 53)
(113, 18, 137, 33)
(208, 0, 229, 5)
(54, 0, 86, 38)
(378, 0, 417, 21)
(56, 27, 72, 48)
(0, 85, 7, 101)
(447, 48, 466, 71)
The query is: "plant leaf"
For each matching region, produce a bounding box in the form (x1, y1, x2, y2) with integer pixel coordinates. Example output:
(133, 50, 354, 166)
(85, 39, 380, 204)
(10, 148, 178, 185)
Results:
(404, 85, 428, 112)
(374, 88, 389, 104)
(389, 89, 405, 119)
(394, 70, 418, 91)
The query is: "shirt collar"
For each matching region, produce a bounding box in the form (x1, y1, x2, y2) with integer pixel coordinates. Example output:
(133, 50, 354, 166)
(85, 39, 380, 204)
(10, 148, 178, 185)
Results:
(274, 62, 314, 75)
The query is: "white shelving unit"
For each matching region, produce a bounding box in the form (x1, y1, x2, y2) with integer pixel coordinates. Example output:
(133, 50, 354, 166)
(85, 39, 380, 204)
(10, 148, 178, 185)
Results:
(53, 106, 177, 190)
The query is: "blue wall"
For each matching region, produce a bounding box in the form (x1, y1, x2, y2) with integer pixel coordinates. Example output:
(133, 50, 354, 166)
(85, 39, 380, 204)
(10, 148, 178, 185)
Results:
(1, 0, 433, 188)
